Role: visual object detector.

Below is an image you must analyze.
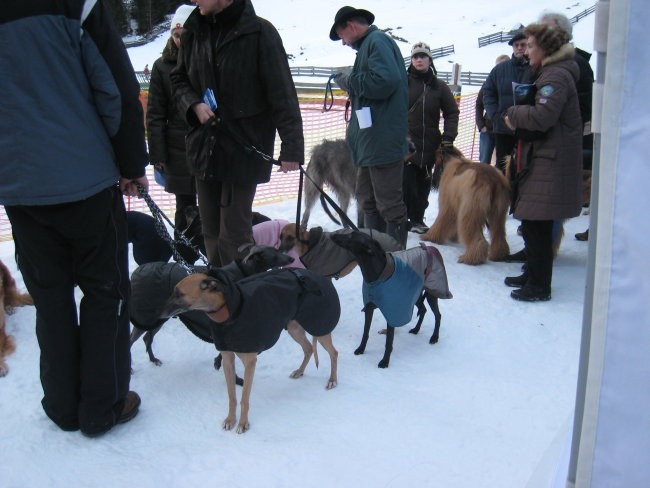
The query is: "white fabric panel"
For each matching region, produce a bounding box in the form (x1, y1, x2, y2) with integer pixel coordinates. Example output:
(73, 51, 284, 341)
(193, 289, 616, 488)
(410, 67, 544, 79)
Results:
(577, 0, 650, 486)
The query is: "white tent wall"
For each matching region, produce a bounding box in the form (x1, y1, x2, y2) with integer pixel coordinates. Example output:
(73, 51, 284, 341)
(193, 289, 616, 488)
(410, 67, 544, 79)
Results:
(568, 0, 650, 486)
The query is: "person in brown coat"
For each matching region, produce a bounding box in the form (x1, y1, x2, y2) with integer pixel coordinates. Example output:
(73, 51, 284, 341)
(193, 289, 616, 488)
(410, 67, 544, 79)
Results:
(171, 0, 303, 266)
(503, 23, 582, 301)
(147, 5, 196, 250)
(405, 41, 459, 234)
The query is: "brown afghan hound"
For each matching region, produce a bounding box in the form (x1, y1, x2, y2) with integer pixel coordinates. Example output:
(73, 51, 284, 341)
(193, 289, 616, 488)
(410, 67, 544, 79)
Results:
(1, 259, 33, 377)
(420, 147, 510, 265)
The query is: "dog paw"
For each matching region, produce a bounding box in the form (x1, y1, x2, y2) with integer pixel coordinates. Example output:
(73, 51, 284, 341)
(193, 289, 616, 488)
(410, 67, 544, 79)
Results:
(326, 379, 337, 389)
(378, 359, 389, 368)
(153, 359, 162, 366)
(0, 363, 8, 377)
(377, 328, 388, 335)
(429, 336, 439, 344)
(236, 421, 250, 434)
(408, 327, 420, 335)
(289, 370, 304, 379)
(353, 347, 365, 355)
(222, 416, 236, 431)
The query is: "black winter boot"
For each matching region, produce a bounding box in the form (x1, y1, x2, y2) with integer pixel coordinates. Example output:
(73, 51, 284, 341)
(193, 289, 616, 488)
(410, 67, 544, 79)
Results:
(504, 272, 528, 288)
(386, 220, 408, 250)
(511, 284, 551, 302)
(364, 213, 386, 232)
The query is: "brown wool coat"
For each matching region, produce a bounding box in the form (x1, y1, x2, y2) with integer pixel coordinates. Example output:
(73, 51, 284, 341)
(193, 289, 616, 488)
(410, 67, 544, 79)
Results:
(506, 44, 583, 221)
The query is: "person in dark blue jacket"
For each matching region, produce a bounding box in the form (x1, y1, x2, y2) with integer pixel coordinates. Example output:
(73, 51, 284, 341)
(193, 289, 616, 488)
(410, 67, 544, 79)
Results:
(1, 0, 148, 437)
(482, 29, 531, 173)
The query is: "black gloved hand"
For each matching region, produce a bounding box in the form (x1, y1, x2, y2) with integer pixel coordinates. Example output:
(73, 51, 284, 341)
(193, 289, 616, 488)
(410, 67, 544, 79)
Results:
(440, 138, 455, 154)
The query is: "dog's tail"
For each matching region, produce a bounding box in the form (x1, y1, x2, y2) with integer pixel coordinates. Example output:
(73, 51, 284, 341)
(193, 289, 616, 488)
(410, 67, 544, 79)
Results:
(312, 336, 320, 369)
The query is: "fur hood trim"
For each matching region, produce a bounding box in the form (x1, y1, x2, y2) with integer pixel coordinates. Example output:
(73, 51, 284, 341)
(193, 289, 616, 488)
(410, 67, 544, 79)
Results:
(542, 43, 575, 68)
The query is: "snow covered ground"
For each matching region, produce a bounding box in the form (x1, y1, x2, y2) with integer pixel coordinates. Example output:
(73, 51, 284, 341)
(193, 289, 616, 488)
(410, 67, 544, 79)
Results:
(0, 1, 595, 487)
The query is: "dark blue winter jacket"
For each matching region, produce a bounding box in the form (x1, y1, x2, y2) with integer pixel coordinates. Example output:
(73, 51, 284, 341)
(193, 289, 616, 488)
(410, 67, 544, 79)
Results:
(482, 55, 530, 135)
(0, 0, 147, 206)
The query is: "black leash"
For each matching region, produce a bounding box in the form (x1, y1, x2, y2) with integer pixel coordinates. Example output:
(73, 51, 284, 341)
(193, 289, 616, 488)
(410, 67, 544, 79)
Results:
(136, 185, 208, 273)
(323, 74, 336, 112)
(298, 166, 359, 231)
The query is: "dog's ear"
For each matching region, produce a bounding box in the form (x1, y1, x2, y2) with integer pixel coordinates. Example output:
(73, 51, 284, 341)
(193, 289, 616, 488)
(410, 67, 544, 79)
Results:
(200, 278, 222, 292)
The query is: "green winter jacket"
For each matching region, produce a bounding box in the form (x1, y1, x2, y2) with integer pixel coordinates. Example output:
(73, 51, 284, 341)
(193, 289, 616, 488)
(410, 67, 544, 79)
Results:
(346, 26, 409, 167)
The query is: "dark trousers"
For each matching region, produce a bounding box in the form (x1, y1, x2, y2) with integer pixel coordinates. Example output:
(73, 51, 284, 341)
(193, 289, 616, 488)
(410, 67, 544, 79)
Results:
(402, 162, 431, 223)
(494, 133, 517, 174)
(521, 219, 554, 289)
(356, 160, 407, 224)
(5, 186, 131, 433)
(174, 193, 197, 233)
(195, 178, 256, 266)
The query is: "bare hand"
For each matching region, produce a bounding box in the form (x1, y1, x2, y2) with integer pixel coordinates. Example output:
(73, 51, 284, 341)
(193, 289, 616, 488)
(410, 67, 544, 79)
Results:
(503, 115, 515, 131)
(278, 161, 300, 173)
(192, 102, 216, 125)
(120, 175, 149, 198)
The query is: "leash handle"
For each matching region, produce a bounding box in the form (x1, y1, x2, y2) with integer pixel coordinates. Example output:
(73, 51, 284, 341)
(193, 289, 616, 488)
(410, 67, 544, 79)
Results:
(323, 74, 336, 112)
(136, 184, 208, 272)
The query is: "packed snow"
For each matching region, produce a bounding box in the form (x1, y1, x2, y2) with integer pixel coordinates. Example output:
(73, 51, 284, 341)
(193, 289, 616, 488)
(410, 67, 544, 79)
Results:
(1, 1, 595, 486)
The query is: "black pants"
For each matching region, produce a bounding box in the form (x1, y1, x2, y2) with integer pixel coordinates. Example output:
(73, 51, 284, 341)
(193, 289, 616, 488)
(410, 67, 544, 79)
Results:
(402, 162, 431, 223)
(356, 160, 407, 224)
(5, 186, 131, 434)
(494, 133, 517, 174)
(521, 219, 554, 290)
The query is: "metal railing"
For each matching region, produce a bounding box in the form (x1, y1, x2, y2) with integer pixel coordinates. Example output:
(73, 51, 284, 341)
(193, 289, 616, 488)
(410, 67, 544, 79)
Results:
(478, 3, 596, 47)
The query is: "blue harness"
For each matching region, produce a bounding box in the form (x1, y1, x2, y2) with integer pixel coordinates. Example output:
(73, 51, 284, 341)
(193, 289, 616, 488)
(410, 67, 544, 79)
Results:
(362, 256, 423, 327)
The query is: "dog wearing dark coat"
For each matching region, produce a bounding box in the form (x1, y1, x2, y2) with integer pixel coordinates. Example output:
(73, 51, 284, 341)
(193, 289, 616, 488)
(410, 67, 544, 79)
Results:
(161, 267, 340, 433)
(330, 231, 452, 368)
(0, 259, 33, 377)
(129, 244, 294, 368)
(420, 147, 510, 265)
(278, 224, 401, 278)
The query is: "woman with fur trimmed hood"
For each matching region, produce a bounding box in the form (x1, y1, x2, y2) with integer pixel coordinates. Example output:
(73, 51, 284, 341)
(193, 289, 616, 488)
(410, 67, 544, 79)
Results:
(503, 23, 582, 302)
(146, 5, 196, 239)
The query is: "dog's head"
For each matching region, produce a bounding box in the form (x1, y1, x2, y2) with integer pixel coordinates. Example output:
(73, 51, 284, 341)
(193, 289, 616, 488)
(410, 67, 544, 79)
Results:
(279, 223, 309, 254)
(237, 243, 294, 274)
(161, 273, 229, 319)
(330, 231, 387, 282)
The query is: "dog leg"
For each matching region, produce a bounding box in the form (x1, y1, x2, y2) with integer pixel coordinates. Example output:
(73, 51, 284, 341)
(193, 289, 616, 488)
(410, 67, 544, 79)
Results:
(235, 352, 257, 434)
(142, 329, 162, 366)
(378, 326, 395, 368)
(457, 199, 489, 265)
(315, 334, 338, 389)
(286, 320, 313, 379)
(426, 295, 442, 344)
(354, 305, 375, 355)
(221, 351, 239, 431)
(408, 291, 427, 335)
(421, 204, 456, 244)
(487, 193, 510, 261)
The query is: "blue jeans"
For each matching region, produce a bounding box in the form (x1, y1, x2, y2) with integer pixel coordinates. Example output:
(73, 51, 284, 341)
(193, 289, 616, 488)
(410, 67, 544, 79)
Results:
(479, 131, 496, 163)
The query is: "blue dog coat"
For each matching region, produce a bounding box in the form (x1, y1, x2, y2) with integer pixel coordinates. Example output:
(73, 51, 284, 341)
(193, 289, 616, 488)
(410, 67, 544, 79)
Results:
(362, 256, 423, 327)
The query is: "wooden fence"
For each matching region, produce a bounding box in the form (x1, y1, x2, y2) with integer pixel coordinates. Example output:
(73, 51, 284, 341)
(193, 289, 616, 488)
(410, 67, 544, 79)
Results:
(478, 3, 596, 47)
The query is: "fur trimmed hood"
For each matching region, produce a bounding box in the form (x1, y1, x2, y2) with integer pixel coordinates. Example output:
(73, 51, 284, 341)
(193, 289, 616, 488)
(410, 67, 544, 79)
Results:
(542, 43, 575, 68)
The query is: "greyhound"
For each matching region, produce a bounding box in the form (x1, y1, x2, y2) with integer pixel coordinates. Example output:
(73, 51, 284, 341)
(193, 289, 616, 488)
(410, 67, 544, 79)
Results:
(330, 231, 452, 368)
(129, 244, 294, 369)
(160, 267, 340, 434)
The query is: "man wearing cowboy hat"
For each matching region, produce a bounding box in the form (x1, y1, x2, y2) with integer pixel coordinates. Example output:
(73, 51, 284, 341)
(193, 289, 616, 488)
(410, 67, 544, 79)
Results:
(482, 27, 530, 174)
(329, 6, 409, 249)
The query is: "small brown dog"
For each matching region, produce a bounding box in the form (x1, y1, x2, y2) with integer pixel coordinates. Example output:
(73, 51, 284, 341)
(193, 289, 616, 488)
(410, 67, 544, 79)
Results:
(1, 259, 33, 377)
(420, 147, 511, 265)
(161, 268, 340, 434)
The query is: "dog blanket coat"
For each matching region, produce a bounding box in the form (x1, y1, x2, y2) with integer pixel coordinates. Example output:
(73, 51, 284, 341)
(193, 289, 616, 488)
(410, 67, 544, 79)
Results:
(363, 244, 452, 327)
(209, 268, 340, 353)
(300, 227, 401, 277)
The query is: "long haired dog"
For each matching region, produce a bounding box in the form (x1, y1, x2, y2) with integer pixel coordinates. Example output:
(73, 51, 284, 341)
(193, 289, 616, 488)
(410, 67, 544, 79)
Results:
(331, 231, 452, 369)
(420, 147, 510, 265)
(161, 268, 340, 434)
(1, 259, 33, 377)
(301, 139, 363, 228)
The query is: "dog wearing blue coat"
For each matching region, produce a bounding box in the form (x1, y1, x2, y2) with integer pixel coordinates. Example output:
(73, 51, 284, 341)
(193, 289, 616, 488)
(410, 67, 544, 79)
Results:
(331, 231, 452, 368)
